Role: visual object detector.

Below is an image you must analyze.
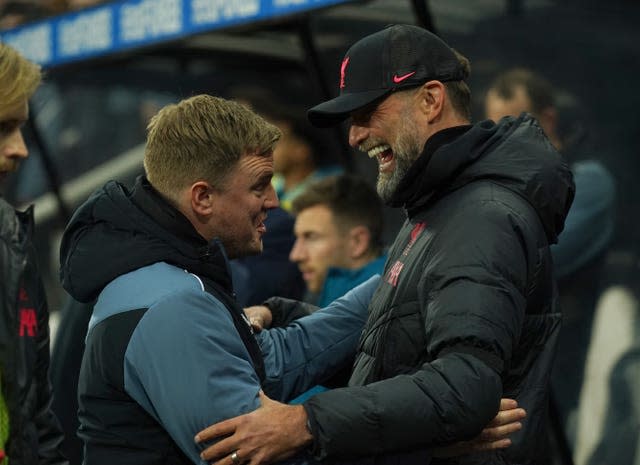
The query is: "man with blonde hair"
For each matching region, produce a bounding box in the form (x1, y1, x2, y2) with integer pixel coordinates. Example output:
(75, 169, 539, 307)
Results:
(0, 43, 67, 464)
(58, 94, 379, 464)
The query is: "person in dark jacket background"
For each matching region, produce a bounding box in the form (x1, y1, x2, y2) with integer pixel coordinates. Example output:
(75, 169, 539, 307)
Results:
(196, 24, 574, 465)
(0, 43, 67, 465)
(485, 68, 616, 438)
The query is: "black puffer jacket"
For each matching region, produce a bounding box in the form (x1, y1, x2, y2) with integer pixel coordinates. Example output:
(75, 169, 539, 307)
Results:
(0, 198, 66, 465)
(303, 115, 574, 464)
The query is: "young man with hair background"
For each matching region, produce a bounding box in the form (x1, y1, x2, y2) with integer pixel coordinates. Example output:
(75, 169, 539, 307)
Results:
(289, 174, 386, 307)
(485, 67, 616, 438)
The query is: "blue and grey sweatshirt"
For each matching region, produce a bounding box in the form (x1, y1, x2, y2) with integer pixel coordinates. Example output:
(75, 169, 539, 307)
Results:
(59, 176, 377, 465)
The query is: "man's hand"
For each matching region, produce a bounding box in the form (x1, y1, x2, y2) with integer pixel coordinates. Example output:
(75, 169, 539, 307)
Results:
(433, 398, 526, 458)
(244, 306, 272, 332)
(195, 396, 525, 464)
(195, 391, 311, 464)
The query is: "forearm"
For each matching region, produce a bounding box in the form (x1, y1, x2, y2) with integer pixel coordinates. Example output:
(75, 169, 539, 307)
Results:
(304, 353, 502, 460)
(259, 276, 379, 401)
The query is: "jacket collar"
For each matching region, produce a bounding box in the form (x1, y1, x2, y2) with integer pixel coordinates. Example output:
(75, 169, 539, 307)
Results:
(387, 125, 471, 214)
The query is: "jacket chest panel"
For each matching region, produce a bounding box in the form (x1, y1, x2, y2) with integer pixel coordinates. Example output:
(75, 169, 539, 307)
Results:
(354, 220, 435, 382)
(371, 219, 435, 318)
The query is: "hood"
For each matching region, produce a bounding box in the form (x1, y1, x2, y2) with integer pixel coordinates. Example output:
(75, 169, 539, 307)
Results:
(391, 114, 575, 244)
(59, 178, 232, 303)
(0, 197, 31, 246)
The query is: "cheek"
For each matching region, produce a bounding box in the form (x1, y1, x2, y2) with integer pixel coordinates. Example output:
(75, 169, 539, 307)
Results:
(309, 241, 340, 268)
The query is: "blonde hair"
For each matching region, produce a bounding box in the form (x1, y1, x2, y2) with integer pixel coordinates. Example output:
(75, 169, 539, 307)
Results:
(0, 43, 42, 115)
(144, 94, 281, 198)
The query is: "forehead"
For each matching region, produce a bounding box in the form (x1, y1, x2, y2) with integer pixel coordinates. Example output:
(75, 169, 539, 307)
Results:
(294, 204, 340, 234)
(0, 100, 29, 123)
(485, 86, 531, 118)
(220, 151, 274, 191)
(234, 151, 274, 174)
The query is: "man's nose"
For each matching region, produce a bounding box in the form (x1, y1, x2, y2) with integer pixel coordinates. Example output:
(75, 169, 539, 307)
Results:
(348, 123, 369, 149)
(289, 239, 305, 263)
(4, 129, 29, 159)
(265, 183, 279, 209)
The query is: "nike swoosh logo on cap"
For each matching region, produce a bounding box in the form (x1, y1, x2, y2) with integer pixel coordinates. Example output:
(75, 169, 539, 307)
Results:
(393, 71, 416, 83)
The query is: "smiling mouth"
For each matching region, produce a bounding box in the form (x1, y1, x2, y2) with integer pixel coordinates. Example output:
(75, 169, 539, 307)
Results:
(366, 144, 394, 172)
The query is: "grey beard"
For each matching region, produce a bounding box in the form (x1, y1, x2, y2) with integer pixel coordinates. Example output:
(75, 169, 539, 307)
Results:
(376, 154, 412, 204)
(376, 135, 422, 204)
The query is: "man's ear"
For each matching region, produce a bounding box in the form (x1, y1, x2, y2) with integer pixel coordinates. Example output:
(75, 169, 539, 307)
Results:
(190, 181, 215, 216)
(416, 80, 446, 123)
(348, 225, 372, 260)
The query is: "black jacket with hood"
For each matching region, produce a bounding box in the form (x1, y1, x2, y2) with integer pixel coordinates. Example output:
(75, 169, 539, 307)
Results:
(302, 115, 574, 464)
(0, 198, 66, 465)
(58, 178, 265, 465)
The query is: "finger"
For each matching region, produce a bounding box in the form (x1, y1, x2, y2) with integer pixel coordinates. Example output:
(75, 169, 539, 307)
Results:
(479, 421, 523, 441)
(499, 398, 518, 410)
(250, 318, 263, 332)
(474, 438, 512, 452)
(195, 418, 238, 443)
(486, 407, 526, 427)
(212, 449, 244, 465)
(200, 436, 238, 461)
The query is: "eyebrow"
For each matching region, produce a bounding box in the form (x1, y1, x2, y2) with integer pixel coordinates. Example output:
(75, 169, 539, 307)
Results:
(255, 171, 273, 186)
(0, 118, 27, 127)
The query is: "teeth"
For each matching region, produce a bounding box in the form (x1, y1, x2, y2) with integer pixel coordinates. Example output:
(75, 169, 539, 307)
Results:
(366, 144, 391, 158)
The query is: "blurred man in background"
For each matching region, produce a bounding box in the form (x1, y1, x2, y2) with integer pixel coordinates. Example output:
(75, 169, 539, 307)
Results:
(485, 68, 616, 437)
(289, 174, 386, 307)
(0, 1, 50, 30)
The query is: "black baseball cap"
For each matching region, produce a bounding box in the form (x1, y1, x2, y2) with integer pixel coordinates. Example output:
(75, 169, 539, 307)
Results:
(308, 24, 467, 128)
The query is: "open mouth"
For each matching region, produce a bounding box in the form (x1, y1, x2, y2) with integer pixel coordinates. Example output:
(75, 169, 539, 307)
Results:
(367, 144, 394, 172)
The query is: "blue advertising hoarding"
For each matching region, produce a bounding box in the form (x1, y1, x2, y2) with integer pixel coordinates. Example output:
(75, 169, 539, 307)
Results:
(0, 0, 356, 68)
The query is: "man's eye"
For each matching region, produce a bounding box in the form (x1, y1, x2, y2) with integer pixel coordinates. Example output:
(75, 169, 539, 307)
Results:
(0, 121, 20, 135)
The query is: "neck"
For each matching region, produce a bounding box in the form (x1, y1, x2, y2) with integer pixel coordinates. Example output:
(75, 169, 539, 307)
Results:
(348, 251, 380, 271)
(422, 112, 470, 148)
